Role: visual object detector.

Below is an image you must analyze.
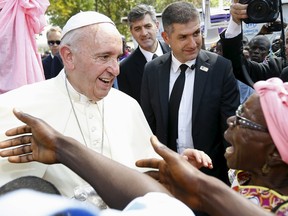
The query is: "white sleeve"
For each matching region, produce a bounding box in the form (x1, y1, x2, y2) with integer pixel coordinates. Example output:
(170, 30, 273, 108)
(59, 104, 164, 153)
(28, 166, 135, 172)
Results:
(225, 18, 242, 38)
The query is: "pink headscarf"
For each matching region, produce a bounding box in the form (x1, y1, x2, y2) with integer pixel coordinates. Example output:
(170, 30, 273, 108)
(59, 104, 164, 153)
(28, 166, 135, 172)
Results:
(0, 0, 49, 94)
(254, 77, 288, 165)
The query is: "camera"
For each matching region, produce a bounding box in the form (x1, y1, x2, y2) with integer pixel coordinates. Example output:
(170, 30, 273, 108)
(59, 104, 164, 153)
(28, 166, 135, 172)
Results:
(239, 0, 279, 23)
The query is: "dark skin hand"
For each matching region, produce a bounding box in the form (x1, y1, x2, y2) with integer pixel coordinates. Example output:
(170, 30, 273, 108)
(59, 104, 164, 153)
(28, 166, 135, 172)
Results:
(136, 136, 274, 216)
(0, 113, 59, 164)
(0, 109, 275, 215)
(137, 136, 206, 210)
(0, 109, 170, 210)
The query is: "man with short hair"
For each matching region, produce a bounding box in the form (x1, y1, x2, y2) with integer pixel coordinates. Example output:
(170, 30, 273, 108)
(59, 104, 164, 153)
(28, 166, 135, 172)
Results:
(118, 4, 170, 104)
(42, 26, 62, 79)
(0, 11, 158, 202)
(141, 2, 239, 195)
(248, 35, 271, 63)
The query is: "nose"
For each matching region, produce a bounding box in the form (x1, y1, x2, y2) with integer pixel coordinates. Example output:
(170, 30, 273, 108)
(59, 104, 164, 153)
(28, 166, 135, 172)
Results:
(140, 28, 148, 36)
(227, 115, 236, 128)
(188, 36, 197, 47)
(252, 48, 260, 54)
(107, 58, 120, 76)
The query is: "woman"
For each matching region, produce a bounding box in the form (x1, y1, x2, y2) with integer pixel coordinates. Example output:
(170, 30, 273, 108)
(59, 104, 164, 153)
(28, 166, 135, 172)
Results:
(137, 77, 288, 215)
(224, 77, 288, 214)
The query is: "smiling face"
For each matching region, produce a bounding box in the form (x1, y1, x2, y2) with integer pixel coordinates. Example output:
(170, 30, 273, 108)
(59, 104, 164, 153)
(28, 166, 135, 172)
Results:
(130, 14, 159, 53)
(224, 94, 273, 172)
(62, 23, 122, 102)
(162, 19, 202, 63)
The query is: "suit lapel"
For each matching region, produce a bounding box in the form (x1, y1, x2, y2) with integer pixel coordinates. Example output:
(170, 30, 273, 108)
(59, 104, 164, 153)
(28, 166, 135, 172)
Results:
(192, 50, 210, 123)
(134, 47, 148, 75)
(159, 54, 172, 127)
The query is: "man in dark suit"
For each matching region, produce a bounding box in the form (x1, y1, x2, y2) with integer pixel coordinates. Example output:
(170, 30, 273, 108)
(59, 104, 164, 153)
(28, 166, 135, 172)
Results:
(141, 1, 239, 194)
(220, 1, 288, 86)
(118, 4, 170, 104)
(42, 26, 62, 79)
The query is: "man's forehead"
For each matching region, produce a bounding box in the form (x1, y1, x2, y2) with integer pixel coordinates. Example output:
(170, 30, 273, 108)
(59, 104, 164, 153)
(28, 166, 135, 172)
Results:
(62, 11, 115, 39)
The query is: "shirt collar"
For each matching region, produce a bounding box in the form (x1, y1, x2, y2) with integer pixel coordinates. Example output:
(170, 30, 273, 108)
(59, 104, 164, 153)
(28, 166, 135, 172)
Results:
(171, 53, 196, 73)
(139, 40, 164, 62)
(63, 71, 100, 104)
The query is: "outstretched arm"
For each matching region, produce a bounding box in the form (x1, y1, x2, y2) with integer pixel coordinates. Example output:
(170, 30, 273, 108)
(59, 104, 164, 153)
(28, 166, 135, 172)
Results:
(0, 109, 170, 210)
(136, 136, 273, 216)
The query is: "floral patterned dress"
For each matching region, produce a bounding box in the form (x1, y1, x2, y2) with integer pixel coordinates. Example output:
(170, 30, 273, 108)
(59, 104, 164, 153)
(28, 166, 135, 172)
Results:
(229, 169, 288, 215)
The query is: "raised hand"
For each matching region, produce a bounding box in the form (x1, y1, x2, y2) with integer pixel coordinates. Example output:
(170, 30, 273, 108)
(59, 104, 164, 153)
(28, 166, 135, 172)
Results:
(230, 1, 248, 25)
(136, 136, 210, 210)
(0, 109, 64, 164)
(181, 148, 213, 169)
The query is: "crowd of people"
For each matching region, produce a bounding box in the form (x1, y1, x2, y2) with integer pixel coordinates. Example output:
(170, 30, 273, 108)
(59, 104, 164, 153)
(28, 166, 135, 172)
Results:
(0, 0, 288, 215)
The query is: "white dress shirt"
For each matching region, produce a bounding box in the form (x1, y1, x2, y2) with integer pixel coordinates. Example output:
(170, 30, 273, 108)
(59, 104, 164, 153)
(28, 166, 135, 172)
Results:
(139, 40, 164, 62)
(170, 54, 196, 154)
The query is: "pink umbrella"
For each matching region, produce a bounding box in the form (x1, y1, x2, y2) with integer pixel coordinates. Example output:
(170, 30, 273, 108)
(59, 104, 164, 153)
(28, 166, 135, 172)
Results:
(0, 0, 50, 94)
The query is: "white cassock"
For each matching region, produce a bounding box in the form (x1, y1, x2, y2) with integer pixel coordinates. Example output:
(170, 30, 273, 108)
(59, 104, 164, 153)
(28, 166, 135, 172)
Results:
(0, 70, 159, 198)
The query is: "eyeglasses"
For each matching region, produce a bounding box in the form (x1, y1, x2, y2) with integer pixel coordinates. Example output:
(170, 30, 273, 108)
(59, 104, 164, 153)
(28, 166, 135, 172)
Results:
(48, 40, 61, 46)
(234, 104, 269, 133)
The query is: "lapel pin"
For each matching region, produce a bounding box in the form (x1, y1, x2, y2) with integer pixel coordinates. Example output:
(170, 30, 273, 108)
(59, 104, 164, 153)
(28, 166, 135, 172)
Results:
(200, 66, 209, 72)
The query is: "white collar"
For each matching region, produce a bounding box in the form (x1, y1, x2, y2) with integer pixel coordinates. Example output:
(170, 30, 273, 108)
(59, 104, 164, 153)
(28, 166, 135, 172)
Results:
(171, 53, 196, 73)
(139, 40, 164, 62)
(62, 70, 102, 105)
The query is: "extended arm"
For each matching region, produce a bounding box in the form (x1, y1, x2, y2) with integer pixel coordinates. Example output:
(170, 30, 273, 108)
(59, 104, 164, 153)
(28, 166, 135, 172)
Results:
(0, 109, 170, 210)
(136, 136, 274, 216)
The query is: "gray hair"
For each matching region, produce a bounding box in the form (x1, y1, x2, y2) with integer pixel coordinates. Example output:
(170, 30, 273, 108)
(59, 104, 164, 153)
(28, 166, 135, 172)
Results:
(127, 4, 157, 28)
(162, 2, 200, 34)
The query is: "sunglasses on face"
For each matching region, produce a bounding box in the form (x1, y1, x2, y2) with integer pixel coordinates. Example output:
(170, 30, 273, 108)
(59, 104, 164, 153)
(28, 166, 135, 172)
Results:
(234, 104, 269, 133)
(48, 40, 61, 46)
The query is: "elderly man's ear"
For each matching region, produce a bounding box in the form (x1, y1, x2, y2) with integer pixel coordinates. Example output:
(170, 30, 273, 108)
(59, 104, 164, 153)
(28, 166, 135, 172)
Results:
(59, 46, 75, 70)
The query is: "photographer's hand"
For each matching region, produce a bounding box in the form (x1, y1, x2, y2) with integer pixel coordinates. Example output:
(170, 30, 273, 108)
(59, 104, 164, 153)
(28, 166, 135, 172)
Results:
(230, 1, 248, 25)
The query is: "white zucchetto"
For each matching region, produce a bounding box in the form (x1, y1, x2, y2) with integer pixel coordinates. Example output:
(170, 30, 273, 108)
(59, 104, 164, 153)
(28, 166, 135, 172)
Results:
(62, 11, 115, 39)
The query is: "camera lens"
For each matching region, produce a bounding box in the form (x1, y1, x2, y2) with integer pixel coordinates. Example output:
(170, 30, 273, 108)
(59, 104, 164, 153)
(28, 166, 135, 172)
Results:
(240, 0, 279, 23)
(239, 0, 250, 3)
(247, 0, 271, 22)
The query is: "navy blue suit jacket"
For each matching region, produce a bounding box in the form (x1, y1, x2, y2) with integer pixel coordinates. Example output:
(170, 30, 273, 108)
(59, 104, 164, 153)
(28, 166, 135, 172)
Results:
(42, 53, 63, 80)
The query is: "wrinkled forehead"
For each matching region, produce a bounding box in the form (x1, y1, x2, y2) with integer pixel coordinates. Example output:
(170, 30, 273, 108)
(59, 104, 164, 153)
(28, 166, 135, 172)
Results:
(78, 23, 121, 41)
(82, 24, 122, 53)
(243, 93, 267, 126)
